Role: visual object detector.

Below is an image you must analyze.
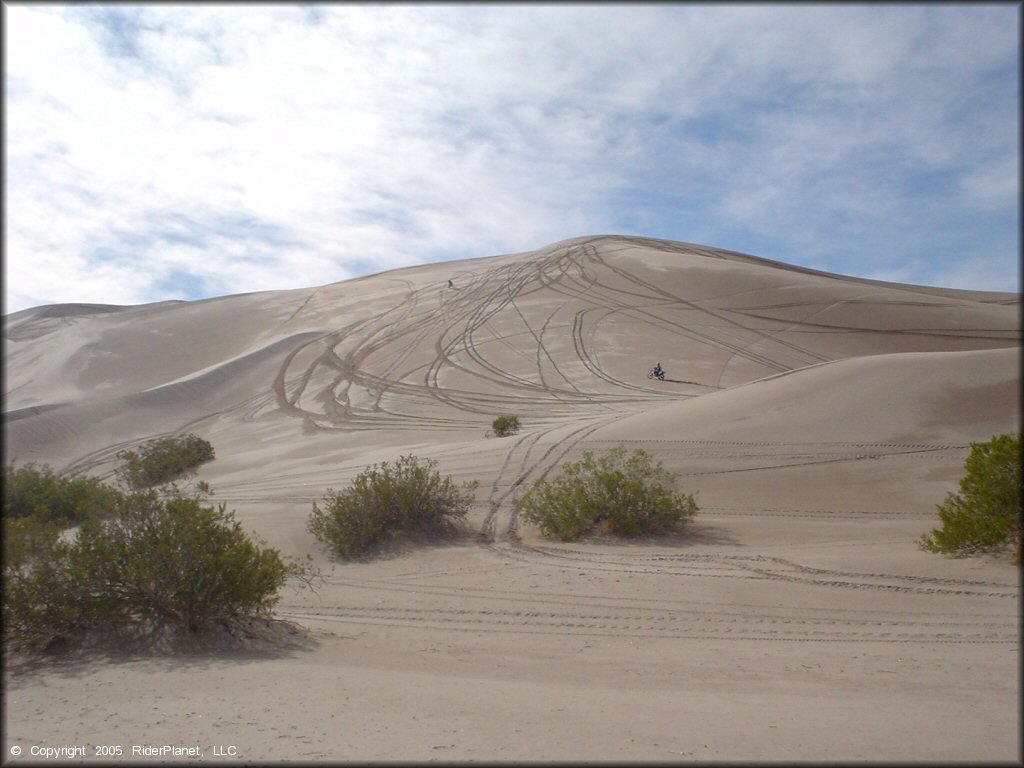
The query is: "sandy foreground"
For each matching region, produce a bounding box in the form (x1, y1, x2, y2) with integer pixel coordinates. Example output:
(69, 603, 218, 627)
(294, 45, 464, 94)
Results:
(2, 235, 1021, 763)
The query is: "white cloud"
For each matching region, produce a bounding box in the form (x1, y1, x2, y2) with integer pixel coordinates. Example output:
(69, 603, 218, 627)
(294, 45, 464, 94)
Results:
(959, 160, 1021, 211)
(4, 4, 1019, 313)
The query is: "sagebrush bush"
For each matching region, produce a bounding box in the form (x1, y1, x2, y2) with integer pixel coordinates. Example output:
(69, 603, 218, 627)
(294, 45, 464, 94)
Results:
(308, 455, 478, 560)
(2, 513, 86, 650)
(491, 415, 521, 438)
(3, 486, 310, 652)
(116, 433, 215, 490)
(515, 446, 698, 541)
(3, 462, 125, 525)
(919, 431, 1021, 559)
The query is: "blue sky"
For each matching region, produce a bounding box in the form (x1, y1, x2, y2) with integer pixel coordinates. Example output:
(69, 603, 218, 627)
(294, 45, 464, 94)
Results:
(4, 3, 1020, 313)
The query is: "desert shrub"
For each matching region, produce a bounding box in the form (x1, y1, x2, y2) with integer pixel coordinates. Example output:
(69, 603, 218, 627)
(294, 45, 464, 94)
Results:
(515, 446, 698, 541)
(115, 433, 215, 490)
(491, 415, 521, 438)
(308, 455, 478, 560)
(2, 513, 90, 651)
(919, 431, 1021, 559)
(3, 487, 308, 652)
(3, 462, 125, 525)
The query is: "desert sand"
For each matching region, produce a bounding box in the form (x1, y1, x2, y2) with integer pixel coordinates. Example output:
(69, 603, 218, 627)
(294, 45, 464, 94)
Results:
(3, 234, 1020, 763)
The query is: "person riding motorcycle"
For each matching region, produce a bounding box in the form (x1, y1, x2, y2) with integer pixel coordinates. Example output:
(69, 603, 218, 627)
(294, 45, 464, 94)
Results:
(649, 362, 665, 380)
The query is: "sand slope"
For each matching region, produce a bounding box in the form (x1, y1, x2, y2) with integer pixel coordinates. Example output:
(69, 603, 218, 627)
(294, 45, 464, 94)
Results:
(3, 235, 1020, 762)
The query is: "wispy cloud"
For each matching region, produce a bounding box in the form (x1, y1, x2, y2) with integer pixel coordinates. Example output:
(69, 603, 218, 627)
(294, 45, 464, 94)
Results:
(4, 4, 1019, 312)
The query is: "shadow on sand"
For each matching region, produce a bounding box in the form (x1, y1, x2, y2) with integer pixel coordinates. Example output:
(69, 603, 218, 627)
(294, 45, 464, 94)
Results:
(553, 519, 741, 550)
(4, 617, 321, 678)
(331, 527, 479, 564)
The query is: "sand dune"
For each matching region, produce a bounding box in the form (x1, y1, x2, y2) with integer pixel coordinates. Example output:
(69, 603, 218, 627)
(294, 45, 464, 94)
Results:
(3, 235, 1020, 762)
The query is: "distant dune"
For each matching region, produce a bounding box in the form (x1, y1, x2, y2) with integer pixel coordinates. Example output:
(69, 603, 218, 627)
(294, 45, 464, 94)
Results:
(4, 235, 1020, 762)
(4, 235, 1017, 479)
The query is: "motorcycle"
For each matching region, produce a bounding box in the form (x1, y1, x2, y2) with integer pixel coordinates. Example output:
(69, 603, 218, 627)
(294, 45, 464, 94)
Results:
(647, 367, 665, 381)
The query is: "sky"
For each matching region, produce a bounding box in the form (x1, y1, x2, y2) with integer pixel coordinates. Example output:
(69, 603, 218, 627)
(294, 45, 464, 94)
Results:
(3, 3, 1020, 313)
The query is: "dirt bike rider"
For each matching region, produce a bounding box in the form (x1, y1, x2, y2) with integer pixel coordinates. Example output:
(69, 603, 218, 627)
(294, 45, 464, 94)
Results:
(651, 362, 664, 379)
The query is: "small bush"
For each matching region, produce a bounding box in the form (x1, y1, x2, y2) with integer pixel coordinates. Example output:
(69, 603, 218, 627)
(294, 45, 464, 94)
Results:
(116, 433, 215, 490)
(491, 415, 521, 438)
(3, 462, 124, 525)
(515, 446, 698, 541)
(3, 486, 310, 652)
(308, 455, 478, 560)
(919, 432, 1021, 559)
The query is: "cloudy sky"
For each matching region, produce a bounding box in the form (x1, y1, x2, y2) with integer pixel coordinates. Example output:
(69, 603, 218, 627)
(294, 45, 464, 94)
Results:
(4, 3, 1020, 313)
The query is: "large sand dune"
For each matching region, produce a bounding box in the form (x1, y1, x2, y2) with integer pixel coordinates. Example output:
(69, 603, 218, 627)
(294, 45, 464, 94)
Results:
(3, 235, 1020, 762)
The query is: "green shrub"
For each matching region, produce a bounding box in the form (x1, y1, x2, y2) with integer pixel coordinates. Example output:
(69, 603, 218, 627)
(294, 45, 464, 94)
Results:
(2, 513, 87, 651)
(919, 432, 1021, 559)
(515, 446, 698, 541)
(3, 512, 65, 568)
(3, 487, 309, 652)
(308, 455, 478, 560)
(491, 415, 521, 438)
(115, 433, 215, 490)
(3, 462, 125, 525)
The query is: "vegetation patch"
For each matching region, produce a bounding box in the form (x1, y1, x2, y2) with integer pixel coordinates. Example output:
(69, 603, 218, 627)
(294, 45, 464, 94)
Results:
(3, 485, 313, 654)
(490, 415, 521, 438)
(919, 431, 1021, 561)
(116, 433, 215, 490)
(515, 446, 698, 541)
(3, 462, 125, 526)
(308, 455, 478, 560)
